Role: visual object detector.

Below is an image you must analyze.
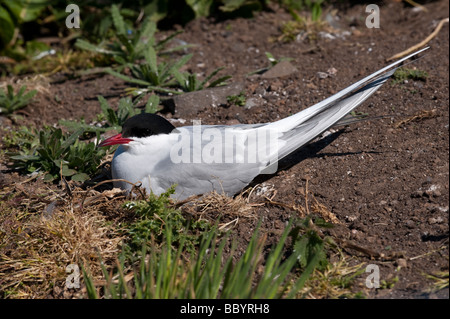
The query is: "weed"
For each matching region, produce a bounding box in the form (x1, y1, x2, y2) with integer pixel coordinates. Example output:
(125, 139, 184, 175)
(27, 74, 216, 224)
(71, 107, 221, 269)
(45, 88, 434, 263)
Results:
(281, 0, 325, 21)
(298, 254, 366, 298)
(277, 4, 329, 43)
(424, 271, 449, 292)
(391, 67, 429, 85)
(108, 48, 232, 95)
(76, 5, 154, 68)
(0, 84, 37, 115)
(379, 276, 399, 289)
(7, 127, 106, 182)
(123, 186, 210, 253)
(75, 5, 186, 70)
(173, 66, 232, 92)
(2, 125, 39, 154)
(61, 95, 160, 135)
(227, 91, 247, 106)
(106, 46, 191, 95)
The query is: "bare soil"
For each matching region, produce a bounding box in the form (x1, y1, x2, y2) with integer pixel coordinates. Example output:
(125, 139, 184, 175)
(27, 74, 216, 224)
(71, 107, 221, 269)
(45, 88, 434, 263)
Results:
(1, 0, 448, 298)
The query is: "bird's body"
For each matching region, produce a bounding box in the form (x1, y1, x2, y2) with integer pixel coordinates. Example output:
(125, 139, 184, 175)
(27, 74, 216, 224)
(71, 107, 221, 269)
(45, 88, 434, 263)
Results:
(110, 123, 277, 198)
(99, 48, 429, 200)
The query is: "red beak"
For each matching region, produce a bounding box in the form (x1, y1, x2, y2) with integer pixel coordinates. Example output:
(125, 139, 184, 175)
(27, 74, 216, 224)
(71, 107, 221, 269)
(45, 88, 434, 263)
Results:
(98, 133, 134, 147)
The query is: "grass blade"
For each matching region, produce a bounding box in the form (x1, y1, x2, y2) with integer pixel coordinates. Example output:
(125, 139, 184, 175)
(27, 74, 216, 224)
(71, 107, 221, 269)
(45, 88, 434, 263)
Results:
(111, 5, 126, 36)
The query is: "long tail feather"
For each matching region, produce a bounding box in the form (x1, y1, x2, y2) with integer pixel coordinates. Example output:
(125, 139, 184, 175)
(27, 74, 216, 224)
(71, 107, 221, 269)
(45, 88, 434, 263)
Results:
(263, 47, 429, 171)
(269, 46, 429, 133)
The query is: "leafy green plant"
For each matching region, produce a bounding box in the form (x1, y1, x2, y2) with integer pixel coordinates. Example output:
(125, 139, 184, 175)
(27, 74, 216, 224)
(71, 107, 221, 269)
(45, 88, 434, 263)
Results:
(391, 67, 429, 85)
(306, 0, 324, 21)
(281, 0, 325, 21)
(7, 127, 106, 182)
(187, 0, 215, 18)
(173, 66, 232, 92)
(278, 1, 329, 43)
(83, 217, 327, 299)
(76, 5, 152, 67)
(106, 47, 192, 95)
(1, 125, 39, 155)
(75, 4, 186, 69)
(123, 186, 210, 253)
(60, 94, 160, 134)
(219, 0, 266, 17)
(0, 85, 37, 115)
(227, 91, 246, 106)
(0, 0, 47, 52)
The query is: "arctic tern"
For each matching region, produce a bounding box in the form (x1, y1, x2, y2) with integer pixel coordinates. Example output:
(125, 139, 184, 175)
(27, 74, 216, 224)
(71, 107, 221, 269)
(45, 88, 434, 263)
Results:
(99, 47, 429, 200)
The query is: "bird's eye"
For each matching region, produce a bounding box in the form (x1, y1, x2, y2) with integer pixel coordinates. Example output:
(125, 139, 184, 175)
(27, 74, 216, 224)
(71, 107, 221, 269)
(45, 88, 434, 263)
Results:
(133, 128, 153, 138)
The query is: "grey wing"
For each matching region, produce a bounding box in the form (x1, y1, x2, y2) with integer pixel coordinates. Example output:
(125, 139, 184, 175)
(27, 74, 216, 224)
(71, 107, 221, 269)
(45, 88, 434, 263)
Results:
(151, 125, 267, 199)
(151, 162, 262, 200)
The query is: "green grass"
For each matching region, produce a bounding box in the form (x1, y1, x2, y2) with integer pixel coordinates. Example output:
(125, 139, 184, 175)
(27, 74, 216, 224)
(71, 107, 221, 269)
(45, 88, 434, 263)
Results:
(80, 186, 342, 299)
(84, 217, 328, 299)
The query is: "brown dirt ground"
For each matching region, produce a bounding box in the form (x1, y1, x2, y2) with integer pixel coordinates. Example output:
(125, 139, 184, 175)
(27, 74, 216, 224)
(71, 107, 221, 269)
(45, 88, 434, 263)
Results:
(0, 0, 448, 298)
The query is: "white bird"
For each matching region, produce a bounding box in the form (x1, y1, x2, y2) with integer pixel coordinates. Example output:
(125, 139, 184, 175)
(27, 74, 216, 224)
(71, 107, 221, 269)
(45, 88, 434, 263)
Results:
(99, 47, 429, 200)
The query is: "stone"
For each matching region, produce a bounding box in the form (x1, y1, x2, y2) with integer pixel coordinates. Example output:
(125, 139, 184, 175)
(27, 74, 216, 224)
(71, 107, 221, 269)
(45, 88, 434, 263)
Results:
(396, 258, 407, 268)
(162, 82, 245, 117)
(261, 60, 298, 79)
(244, 97, 262, 110)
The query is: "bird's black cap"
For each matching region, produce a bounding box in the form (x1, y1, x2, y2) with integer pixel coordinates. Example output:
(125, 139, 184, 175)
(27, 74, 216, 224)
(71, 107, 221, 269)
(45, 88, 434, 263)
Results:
(121, 113, 176, 138)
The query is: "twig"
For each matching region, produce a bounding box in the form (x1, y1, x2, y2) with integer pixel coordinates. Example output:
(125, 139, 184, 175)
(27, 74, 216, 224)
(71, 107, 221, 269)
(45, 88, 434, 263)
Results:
(305, 179, 310, 216)
(403, 0, 428, 12)
(219, 218, 239, 231)
(386, 18, 449, 61)
(172, 194, 202, 208)
(409, 245, 447, 261)
(80, 178, 144, 212)
(337, 239, 383, 259)
(263, 197, 306, 216)
(394, 109, 438, 128)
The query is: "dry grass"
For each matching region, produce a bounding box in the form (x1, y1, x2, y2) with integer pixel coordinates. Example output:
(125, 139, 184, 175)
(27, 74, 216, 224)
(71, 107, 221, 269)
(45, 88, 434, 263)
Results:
(0, 173, 343, 298)
(394, 109, 438, 128)
(310, 196, 340, 224)
(275, 10, 336, 44)
(255, 181, 340, 224)
(0, 74, 51, 95)
(180, 191, 257, 231)
(180, 180, 340, 233)
(299, 253, 365, 299)
(0, 184, 123, 298)
(424, 271, 449, 292)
